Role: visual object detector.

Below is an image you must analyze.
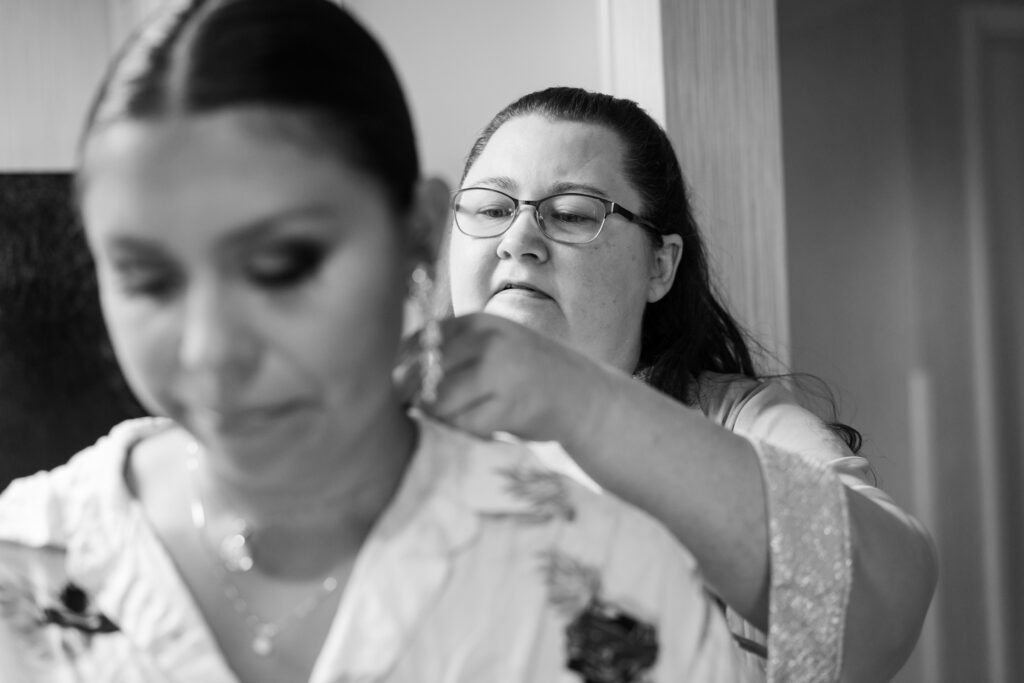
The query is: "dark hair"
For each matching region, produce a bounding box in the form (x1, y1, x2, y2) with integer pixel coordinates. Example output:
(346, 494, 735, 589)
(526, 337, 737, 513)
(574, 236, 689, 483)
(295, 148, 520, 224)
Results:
(78, 0, 418, 210)
(462, 87, 862, 453)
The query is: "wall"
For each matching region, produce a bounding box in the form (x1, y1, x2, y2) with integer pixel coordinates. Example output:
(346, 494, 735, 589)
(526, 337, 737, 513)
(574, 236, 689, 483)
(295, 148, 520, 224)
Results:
(781, 0, 1024, 680)
(0, 0, 604, 177)
(981, 31, 1024, 678)
(344, 0, 603, 188)
(778, 1, 924, 679)
(902, 1, 1023, 680)
(779, 1, 918, 515)
(0, 0, 113, 169)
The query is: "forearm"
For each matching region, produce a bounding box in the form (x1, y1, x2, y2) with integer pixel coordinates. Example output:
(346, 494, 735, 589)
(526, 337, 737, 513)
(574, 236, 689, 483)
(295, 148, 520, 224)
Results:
(562, 366, 771, 629)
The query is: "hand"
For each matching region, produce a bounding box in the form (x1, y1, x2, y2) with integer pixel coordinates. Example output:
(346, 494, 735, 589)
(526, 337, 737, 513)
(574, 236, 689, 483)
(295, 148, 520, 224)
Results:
(395, 313, 616, 444)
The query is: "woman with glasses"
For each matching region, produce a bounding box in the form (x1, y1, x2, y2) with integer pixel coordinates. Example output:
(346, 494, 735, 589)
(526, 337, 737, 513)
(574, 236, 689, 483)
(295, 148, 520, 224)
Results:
(411, 88, 937, 682)
(0, 3, 756, 681)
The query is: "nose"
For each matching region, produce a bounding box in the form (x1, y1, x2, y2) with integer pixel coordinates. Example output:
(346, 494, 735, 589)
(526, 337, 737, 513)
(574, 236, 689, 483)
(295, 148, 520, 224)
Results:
(177, 279, 260, 394)
(495, 205, 550, 263)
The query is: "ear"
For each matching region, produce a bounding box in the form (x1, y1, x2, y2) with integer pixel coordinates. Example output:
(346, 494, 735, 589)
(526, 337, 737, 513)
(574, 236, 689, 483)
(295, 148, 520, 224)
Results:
(647, 233, 683, 303)
(406, 176, 451, 269)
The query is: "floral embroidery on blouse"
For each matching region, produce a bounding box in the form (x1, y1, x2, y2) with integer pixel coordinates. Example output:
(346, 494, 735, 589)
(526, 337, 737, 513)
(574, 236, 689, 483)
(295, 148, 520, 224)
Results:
(43, 584, 119, 635)
(0, 575, 119, 661)
(0, 571, 44, 650)
(540, 550, 659, 683)
(499, 466, 576, 521)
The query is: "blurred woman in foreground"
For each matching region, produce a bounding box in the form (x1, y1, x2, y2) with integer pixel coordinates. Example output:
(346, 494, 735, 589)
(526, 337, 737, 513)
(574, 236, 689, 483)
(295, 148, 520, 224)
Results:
(0, 2, 756, 682)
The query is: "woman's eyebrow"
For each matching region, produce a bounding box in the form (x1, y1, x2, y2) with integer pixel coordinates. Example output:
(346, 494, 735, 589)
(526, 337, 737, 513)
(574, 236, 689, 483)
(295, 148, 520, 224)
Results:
(218, 204, 340, 249)
(468, 177, 611, 199)
(468, 175, 517, 192)
(547, 181, 610, 199)
(102, 235, 168, 259)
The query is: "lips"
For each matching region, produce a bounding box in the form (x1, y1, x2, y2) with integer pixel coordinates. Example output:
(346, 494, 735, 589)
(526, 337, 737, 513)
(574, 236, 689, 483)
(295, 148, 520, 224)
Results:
(192, 401, 307, 434)
(492, 279, 553, 300)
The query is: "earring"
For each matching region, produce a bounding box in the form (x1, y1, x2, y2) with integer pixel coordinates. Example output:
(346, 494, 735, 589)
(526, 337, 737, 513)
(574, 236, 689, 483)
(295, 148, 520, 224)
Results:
(410, 265, 443, 404)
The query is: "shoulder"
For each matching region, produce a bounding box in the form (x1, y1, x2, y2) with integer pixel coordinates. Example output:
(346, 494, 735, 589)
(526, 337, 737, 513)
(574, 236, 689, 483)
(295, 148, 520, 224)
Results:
(0, 419, 169, 671)
(0, 417, 170, 550)
(414, 412, 701, 573)
(696, 372, 799, 427)
(697, 372, 855, 458)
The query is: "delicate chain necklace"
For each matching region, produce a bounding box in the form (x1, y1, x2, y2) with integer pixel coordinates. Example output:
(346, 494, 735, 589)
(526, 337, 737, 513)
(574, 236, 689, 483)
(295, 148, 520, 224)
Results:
(185, 444, 342, 656)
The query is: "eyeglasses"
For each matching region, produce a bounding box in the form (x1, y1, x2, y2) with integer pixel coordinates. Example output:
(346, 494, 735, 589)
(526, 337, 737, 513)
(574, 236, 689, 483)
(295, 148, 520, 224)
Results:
(452, 187, 659, 245)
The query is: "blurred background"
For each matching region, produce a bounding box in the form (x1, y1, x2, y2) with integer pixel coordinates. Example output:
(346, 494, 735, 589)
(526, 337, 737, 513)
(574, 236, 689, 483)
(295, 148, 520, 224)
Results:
(0, 1, 1020, 680)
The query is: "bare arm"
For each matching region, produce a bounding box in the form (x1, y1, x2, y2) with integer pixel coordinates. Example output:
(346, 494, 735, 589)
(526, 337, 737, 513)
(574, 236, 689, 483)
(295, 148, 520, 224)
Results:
(561, 367, 772, 628)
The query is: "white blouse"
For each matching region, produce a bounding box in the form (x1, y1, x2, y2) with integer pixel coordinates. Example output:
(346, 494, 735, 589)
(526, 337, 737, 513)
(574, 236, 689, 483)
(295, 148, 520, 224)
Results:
(0, 414, 756, 682)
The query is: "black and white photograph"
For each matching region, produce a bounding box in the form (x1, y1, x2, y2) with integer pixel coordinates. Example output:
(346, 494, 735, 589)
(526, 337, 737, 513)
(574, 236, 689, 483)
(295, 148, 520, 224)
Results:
(1, 1, 1020, 681)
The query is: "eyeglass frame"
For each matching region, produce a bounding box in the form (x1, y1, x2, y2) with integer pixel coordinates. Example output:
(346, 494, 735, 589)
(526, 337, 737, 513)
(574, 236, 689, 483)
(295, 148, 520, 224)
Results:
(451, 187, 662, 245)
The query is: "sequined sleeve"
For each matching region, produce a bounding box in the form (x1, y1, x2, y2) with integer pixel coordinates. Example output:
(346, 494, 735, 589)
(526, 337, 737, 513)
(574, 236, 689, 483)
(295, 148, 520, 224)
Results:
(756, 440, 852, 682)
(698, 373, 861, 683)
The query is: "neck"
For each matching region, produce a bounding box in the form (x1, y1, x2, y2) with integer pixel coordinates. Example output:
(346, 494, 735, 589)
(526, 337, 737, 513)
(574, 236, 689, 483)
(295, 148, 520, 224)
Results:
(189, 399, 415, 576)
(592, 337, 642, 376)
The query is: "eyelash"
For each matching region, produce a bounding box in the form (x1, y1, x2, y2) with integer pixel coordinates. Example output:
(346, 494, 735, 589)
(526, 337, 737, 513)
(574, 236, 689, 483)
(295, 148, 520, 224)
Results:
(244, 242, 326, 287)
(113, 263, 180, 299)
(110, 242, 326, 299)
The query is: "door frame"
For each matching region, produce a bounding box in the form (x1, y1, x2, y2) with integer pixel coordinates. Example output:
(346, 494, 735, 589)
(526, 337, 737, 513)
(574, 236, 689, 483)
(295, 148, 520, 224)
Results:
(962, 7, 1024, 682)
(597, 0, 790, 371)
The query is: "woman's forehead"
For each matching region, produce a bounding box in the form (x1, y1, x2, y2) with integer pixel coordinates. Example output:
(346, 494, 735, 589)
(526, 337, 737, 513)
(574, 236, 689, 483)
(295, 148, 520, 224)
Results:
(466, 115, 635, 202)
(82, 109, 341, 172)
(79, 111, 392, 248)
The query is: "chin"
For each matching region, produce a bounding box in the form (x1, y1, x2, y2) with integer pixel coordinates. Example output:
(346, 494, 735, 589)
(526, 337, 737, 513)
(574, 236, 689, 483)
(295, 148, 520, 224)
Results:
(188, 402, 321, 456)
(487, 303, 570, 342)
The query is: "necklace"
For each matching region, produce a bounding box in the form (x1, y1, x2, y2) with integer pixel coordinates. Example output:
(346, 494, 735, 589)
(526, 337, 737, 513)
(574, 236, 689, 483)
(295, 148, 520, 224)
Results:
(186, 445, 257, 573)
(185, 445, 342, 656)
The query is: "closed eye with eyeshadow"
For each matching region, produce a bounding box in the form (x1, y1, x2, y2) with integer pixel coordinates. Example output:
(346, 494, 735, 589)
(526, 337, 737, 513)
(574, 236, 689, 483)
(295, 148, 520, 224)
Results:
(243, 240, 326, 288)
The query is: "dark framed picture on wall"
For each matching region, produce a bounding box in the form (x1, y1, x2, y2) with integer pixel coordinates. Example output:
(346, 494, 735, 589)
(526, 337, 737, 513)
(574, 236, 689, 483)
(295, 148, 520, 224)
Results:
(0, 173, 146, 490)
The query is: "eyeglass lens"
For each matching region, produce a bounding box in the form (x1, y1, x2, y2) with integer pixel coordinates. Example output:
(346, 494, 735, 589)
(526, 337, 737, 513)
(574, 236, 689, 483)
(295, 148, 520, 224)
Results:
(454, 188, 606, 243)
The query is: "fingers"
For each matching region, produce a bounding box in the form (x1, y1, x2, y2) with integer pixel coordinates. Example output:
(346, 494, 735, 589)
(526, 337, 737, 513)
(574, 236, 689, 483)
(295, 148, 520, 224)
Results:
(395, 320, 487, 407)
(420, 366, 504, 439)
(399, 312, 530, 432)
(436, 397, 504, 440)
(426, 385, 496, 430)
(436, 313, 514, 371)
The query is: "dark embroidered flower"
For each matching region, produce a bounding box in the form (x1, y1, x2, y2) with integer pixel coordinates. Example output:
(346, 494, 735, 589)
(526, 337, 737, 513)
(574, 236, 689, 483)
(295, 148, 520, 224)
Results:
(1, 574, 120, 663)
(539, 550, 659, 683)
(566, 600, 659, 683)
(41, 583, 119, 635)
